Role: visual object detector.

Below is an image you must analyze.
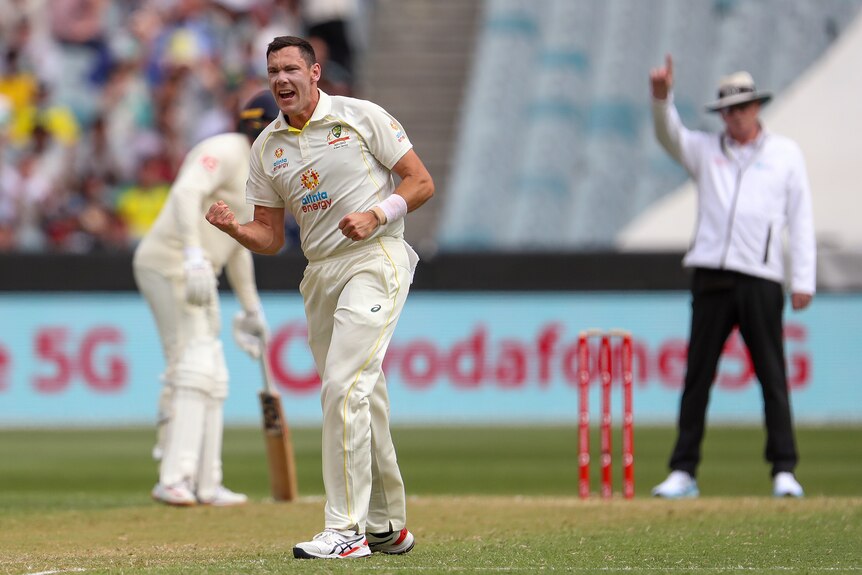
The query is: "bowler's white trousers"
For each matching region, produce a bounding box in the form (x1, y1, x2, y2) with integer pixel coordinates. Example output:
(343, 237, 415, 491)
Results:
(301, 236, 416, 534)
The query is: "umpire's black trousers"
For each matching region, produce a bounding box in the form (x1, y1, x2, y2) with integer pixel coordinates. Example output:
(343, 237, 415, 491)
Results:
(669, 268, 799, 478)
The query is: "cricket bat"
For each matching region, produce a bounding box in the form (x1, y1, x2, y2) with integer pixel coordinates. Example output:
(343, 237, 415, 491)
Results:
(258, 348, 298, 502)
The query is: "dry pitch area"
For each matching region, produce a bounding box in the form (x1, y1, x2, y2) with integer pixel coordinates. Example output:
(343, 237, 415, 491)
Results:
(2, 496, 860, 574)
(1, 426, 860, 574)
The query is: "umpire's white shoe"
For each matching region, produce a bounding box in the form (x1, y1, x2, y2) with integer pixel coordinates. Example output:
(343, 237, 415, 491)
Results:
(773, 472, 804, 498)
(293, 529, 371, 559)
(198, 485, 248, 507)
(367, 528, 415, 555)
(151, 481, 197, 506)
(652, 471, 700, 499)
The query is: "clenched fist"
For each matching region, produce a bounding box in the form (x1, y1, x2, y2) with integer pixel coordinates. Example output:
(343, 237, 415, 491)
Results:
(206, 200, 239, 235)
(338, 211, 379, 242)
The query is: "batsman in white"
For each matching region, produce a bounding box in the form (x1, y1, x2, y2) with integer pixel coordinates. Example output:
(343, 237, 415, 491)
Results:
(206, 36, 434, 558)
(133, 91, 280, 506)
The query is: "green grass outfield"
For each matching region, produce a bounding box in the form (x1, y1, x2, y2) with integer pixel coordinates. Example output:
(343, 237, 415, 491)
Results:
(0, 425, 860, 574)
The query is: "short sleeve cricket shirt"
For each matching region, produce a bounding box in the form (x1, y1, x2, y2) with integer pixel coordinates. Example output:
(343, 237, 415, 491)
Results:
(246, 90, 414, 261)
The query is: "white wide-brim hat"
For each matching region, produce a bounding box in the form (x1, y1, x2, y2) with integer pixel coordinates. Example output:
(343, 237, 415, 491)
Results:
(705, 71, 772, 112)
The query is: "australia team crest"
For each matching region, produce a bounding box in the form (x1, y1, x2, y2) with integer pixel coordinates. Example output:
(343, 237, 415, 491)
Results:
(327, 125, 351, 149)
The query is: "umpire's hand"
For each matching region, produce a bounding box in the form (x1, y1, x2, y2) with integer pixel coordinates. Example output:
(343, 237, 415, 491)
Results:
(791, 292, 813, 311)
(650, 54, 674, 100)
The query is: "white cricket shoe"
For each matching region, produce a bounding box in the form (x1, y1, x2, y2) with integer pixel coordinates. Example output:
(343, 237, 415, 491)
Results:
(652, 470, 700, 498)
(151, 481, 197, 506)
(198, 485, 248, 507)
(773, 472, 804, 497)
(293, 529, 371, 559)
(367, 528, 415, 555)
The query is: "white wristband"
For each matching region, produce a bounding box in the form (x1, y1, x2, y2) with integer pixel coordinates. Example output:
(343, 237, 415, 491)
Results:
(375, 194, 408, 224)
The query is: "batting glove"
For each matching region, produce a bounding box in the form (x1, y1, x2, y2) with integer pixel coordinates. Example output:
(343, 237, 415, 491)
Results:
(233, 308, 269, 359)
(183, 247, 216, 306)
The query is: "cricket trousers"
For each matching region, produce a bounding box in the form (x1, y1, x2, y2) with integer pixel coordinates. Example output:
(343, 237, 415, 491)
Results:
(132, 266, 221, 379)
(669, 268, 799, 478)
(301, 236, 417, 534)
(133, 264, 229, 499)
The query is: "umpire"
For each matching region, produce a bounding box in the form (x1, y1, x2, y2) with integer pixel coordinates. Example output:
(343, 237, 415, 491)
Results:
(648, 55, 816, 498)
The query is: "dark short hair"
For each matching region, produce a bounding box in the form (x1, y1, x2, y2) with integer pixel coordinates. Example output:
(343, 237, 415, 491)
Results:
(266, 36, 317, 67)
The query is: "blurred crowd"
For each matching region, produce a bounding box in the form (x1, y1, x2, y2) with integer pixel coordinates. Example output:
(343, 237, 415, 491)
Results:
(0, 0, 363, 253)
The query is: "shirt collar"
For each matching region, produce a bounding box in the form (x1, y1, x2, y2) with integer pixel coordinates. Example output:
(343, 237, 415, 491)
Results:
(725, 123, 766, 148)
(311, 89, 332, 121)
(273, 89, 332, 134)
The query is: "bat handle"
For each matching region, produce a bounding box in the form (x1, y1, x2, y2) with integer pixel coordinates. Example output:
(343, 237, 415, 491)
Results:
(259, 341, 277, 395)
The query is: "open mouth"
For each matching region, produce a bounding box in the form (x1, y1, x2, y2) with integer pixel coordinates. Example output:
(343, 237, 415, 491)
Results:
(277, 88, 296, 103)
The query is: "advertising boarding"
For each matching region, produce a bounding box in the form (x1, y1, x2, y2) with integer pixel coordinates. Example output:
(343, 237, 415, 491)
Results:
(0, 292, 859, 426)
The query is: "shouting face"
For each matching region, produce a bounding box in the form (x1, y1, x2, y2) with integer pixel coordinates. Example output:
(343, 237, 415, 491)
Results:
(267, 46, 321, 129)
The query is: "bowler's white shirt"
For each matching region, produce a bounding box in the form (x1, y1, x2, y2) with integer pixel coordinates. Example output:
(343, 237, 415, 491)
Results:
(246, 90, 413, 262)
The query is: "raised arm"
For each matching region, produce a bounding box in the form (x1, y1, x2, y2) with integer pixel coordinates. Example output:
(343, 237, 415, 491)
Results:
(650, 54, 688, 166)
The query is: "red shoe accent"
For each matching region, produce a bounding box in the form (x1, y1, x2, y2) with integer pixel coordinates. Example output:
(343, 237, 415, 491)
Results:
(339, 540, 369, 557)
(393, 529, 408, 545)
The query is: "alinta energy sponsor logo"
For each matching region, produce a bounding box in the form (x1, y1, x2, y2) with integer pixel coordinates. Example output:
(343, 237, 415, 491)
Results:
(389, 120, 407, 143)
(272, 147, 289, 172)
(300, 168, 331, 212)
(327, 124, 351, 149)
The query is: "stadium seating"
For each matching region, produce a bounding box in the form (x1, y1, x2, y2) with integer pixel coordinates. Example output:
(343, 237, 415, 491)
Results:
(437, 0, 862, 251)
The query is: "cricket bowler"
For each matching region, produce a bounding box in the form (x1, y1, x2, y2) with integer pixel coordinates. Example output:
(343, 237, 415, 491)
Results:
(206, 36, 434, 558)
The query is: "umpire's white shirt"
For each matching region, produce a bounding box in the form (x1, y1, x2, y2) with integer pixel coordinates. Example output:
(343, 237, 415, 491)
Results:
(652, 96, 816, 294)
(245, 90, 412, 261)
